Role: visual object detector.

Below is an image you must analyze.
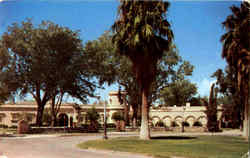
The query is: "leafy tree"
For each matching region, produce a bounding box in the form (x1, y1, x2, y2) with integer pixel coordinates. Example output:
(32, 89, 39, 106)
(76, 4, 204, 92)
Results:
(85, 32, 187, 129)
(218, 95, 241, 128)
(221, 2, 250, 138)
(159, 54, 196, 107)
(212, 67, 243, 129)
(160, 79, 197, 106)
(112, 0, 174, 139)
(111, 111, 125, 131)
(0, 19, 98, 126)
(0, 40, 19, 104)
(189, 96, 203, 106)
(85, 31, 138, 126)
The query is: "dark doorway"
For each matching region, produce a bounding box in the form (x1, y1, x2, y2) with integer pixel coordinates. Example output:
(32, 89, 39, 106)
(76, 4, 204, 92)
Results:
(58, 113, 68, 127)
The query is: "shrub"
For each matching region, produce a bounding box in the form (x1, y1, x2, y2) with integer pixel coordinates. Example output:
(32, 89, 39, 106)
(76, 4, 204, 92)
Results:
(106, 123, 116, 128)
(86, 107, 100, 132)
(29, 123, 37, 127)
(9, 125, 17, 128)
(80, 124, 89, 129)
(193, 121, 203, 127)
(0, 124, 8, 128)
(86, 107, 100, 122)
(112, 111, 124, 121)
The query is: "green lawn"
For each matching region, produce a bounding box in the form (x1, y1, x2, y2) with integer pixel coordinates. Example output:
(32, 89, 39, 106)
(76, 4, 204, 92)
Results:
(78, 135, 248, 158)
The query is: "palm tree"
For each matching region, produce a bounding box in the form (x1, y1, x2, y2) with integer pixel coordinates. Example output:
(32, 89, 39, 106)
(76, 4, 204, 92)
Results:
(221, 2, 250, 139)
(112, 0, 173, 140)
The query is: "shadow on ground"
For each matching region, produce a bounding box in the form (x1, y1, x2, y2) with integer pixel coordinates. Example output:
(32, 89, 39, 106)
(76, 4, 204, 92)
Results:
(151, 136, 197, 140)
(0, 134, 25, 137)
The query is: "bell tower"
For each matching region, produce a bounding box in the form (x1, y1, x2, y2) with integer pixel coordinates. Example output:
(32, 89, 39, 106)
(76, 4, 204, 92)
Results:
(108, 91, 127, 107)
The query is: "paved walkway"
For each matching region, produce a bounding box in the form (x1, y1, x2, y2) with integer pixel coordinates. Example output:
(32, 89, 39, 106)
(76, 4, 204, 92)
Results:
(0, 130, 243, 158)
(0, 133, 152, 158)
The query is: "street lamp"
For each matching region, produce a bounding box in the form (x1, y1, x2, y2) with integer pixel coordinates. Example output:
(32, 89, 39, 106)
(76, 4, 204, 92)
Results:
(103, 100, 108, 139)
(182, 106, 186, 133)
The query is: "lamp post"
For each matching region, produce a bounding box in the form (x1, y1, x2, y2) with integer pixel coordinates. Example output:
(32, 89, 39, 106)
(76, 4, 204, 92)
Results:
(64, 115, 66, 132)
(103, 100, 108, 139)
(182, 106, 186, 133)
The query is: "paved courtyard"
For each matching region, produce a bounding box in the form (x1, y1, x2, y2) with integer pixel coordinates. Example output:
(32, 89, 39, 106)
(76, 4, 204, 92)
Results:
(0, 130, 242, 158)
(0, 133, 152, 158)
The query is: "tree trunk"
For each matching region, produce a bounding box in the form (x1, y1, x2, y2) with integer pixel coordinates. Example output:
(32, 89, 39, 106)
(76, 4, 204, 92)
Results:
(242, 84, 249, 141)
(36, 105, 45, 127)
(124, 104, 130, 126)
(116, 120, 121, 132)
(51, 98, 57, 127)
(140, 87, 150, 140)
(243, 97, 249, 140)
(132, 105, 138, 128)
(51, 113, 57, 127)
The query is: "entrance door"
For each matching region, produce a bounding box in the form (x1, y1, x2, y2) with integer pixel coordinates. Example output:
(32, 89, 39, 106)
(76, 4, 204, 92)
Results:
(58, 113, 68, 127)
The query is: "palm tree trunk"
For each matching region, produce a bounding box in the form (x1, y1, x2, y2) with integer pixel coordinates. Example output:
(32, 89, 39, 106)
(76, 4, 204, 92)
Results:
(132, 105, 138, 128)
(139, 87, 150, 140)
(243, 97, 249, 140)
(242, 84, 249, 140)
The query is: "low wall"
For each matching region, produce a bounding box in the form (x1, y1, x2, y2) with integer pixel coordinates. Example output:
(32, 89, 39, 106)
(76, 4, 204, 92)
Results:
(29, 127, 89, 134)
(151, 127, 207, 132)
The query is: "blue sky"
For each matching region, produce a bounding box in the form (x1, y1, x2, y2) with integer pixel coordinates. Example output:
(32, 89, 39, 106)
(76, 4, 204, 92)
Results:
(0, 0, 241, 103)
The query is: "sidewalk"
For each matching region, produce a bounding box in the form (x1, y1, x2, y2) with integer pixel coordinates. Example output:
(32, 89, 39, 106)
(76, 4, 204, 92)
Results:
(0, 129, 243, 139)
(0, 152, 7, 158)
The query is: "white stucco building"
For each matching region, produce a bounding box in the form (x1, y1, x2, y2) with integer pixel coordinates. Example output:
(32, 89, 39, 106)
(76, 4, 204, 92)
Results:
(0, 91, 222, 128)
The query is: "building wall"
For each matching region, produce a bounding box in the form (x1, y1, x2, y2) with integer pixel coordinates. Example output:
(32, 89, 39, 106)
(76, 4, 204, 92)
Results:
(0, 91, 223, 128)
(0, 101, 75, 127)
(149, 105, 223, 127)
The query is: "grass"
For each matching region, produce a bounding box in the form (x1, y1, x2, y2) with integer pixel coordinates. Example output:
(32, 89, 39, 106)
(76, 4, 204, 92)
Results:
(78, 135, 249, 158)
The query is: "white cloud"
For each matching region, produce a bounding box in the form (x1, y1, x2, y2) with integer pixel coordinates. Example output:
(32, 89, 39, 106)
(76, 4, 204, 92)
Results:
(197, 78, 216, 97)
(0, 0, 14, 2)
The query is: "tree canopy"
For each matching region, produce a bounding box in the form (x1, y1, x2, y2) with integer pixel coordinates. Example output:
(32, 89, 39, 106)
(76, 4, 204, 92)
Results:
(0, 19, 101, 126)
(212, 67, 243, 128)
(159, 59, 196, 106)
(160, 79, 197, 106)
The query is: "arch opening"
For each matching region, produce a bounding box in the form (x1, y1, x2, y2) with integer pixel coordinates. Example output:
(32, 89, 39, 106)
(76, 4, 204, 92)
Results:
(58, 113, 68, 127)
